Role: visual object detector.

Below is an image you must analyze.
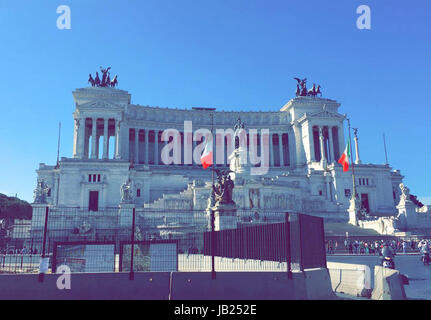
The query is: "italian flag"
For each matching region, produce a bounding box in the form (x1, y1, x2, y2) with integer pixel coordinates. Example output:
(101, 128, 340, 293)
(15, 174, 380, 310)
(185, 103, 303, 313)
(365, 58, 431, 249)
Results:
(338, 140, 350, 172)
(200, 136, 213, 169)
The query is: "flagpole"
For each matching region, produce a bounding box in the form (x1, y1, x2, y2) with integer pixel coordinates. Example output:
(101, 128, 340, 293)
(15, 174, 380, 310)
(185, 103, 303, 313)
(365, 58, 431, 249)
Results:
(55, 122, 61, 169)
(383, 133, 389, 165)
(211, 112, 214, 188)
(192, 107, 216, 186)
(192, 106, 216, 279)
(347, 118, 358, 205)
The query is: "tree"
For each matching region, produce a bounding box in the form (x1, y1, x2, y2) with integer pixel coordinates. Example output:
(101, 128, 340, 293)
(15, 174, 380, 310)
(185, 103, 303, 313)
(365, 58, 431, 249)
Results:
(0, 194, 32, 225)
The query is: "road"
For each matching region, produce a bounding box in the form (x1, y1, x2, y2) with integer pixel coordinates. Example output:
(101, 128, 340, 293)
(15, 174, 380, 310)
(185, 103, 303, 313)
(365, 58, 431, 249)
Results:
(327, 254, 431, 300)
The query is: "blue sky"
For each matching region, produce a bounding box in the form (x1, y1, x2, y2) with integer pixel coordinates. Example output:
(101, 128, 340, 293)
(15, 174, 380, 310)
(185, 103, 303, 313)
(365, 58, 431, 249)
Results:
(0, 0, 430, 203)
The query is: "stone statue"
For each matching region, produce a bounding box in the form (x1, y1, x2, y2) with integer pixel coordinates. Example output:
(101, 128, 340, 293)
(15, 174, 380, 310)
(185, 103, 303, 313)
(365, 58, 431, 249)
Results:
(88, 68, 118, 88)
(294, 78, 322, 97)
(234, 117, 245, 132)
(353, 128, 359, 137)
(234, 117, 245, 149)
(307, 84, 316, 97)
(207, 188, 216, 208)
(249, 189, 260, 209)
(88, 74, 95, 87)
(110, 75, 118, 88)
(94, 72, 101, 86)
(78, 220, 92, 234)
(120, 178, 133, 203)
(74, 118, 80, 129)
(399, 183, 410, 202)
(33, 180, 50, 204)
(212, 169, 235, 206)
(295, 84, 301, 97)
(134, 226, 143, 241)
(315, 85, 322, 97)
(294, 77, 307, 96)
(100, 66, 111, 87)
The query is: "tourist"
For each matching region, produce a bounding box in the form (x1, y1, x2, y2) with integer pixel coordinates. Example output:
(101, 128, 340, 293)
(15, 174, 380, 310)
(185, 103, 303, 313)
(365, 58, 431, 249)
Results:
(353, 241, 359, 254)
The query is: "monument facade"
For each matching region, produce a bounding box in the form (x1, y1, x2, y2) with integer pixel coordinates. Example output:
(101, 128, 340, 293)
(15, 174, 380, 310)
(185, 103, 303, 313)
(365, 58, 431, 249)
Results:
(33, 71, 411, 236)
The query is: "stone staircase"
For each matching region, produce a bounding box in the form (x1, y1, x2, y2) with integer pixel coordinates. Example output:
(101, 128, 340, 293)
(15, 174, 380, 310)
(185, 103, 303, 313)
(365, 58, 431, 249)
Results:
(144, 185, 194, 210)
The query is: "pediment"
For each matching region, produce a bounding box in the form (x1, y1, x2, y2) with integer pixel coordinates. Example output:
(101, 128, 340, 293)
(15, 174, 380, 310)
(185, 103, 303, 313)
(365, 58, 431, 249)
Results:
(78, 99, 123, 109)
(309, 110, 344, 119)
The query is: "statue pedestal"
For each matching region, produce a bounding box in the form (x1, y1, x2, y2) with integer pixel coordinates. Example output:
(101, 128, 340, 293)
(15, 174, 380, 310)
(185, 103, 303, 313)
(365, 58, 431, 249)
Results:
(396, 200, 417, 229)
(229, 147, 250, 176)
(119, 202, 135, 227)
(209, 203, 237, 231)
(31, 203, 49, 229)
(348, 197, 361, 226)
(69, 229, 96, 242)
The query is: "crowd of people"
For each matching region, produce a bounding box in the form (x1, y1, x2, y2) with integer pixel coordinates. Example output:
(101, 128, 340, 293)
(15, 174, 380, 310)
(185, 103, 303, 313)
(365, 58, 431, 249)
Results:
(325, 238, 431, 255)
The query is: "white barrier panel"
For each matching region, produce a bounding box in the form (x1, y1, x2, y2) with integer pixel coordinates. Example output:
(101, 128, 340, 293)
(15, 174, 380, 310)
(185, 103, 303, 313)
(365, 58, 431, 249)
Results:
(327, 262, 371, 297)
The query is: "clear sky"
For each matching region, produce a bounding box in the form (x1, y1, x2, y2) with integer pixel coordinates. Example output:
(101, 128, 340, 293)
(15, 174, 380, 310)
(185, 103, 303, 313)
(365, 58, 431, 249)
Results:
(0, 0, 430, 204)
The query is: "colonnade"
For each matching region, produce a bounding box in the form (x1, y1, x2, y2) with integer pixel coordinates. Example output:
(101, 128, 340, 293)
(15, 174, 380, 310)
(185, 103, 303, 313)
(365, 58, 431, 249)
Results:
(309, 125, 342, 163)
(73, 117, 120, 159)
(127, 128, 291, 167)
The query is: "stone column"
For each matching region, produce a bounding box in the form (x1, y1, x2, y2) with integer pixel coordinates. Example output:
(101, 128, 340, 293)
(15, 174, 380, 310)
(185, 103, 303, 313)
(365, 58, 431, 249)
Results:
(208, 203, 237, 231)
(193, 139, 197, 166)
(84, 126, 89, 158)
(103, 119, 109, 159)
(338, 124, 346, 159)
(308, 124, 315, 162)
(292, 122, 303, 166)
(73, 118, 79, 158)
(78, 118, 86, 158)
(278, 133, 284, 167)
(96, 132, 101, 158)
(74, 117, 85, 159)
(119, 203, 135, 228)
(145, 129, 149, 164)
(135, 128, 139, 164)
(328, 126, 335, 163)
(354, 134, 362, 165)
(115, 120, 121, 159)
(269, 132, 274, 167)
(90, 118, 97, 159)
(319, 127, 327, 167)
(154, 130, 159, 165)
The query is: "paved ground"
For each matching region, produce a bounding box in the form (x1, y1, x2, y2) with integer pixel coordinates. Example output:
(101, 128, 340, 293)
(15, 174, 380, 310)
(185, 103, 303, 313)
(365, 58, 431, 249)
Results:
(327, 253, 431, 299)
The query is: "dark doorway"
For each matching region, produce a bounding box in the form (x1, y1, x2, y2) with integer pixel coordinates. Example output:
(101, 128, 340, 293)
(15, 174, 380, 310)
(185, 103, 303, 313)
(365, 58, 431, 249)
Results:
(360, 193, 370, 213)
(89, 191, 99, 211)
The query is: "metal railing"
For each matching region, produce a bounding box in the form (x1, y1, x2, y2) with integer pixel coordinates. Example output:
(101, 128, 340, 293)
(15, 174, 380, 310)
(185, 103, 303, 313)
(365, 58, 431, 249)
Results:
(2, 206, 327, 281)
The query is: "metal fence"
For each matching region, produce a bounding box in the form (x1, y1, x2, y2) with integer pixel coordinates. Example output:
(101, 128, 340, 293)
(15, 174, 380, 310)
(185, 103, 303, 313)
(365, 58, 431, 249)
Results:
(0, 206, 327, 278)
